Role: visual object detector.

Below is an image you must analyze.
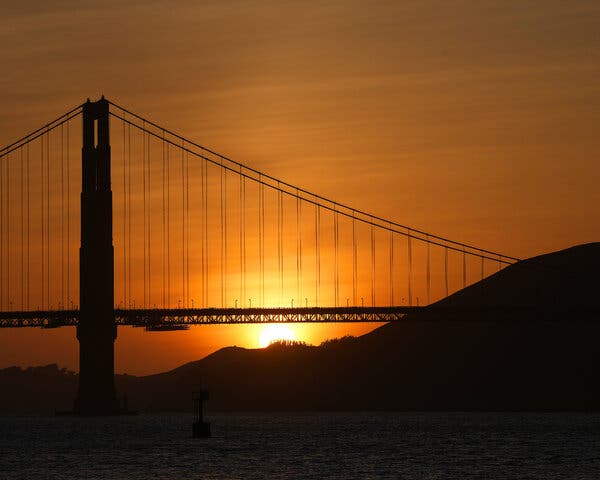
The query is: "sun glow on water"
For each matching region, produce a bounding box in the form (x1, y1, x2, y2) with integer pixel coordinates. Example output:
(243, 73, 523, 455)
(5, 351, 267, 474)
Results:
(258, 325, 297, 348)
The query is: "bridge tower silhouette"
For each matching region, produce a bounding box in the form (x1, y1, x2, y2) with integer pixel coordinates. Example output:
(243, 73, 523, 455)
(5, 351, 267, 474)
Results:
(75, 97, 118, 414)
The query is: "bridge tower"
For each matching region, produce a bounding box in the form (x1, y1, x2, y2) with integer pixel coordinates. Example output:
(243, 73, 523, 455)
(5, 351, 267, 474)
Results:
(74, 97, 119, 415)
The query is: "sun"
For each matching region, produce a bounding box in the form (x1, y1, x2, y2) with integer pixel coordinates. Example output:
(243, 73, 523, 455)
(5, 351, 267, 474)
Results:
(258, 324, 297, 348)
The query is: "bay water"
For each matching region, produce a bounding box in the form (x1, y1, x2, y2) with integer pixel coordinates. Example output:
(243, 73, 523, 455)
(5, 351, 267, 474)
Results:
(1, 413, 599, 479)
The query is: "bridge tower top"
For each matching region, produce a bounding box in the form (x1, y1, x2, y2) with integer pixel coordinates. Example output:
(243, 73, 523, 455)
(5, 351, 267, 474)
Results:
(82, 96, 109, 149)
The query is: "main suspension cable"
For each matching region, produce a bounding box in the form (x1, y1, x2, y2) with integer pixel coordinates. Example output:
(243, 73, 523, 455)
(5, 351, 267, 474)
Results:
(109, 111, 516, 265)
(107, 101, 517, 263)
(0, 105, 83, 156)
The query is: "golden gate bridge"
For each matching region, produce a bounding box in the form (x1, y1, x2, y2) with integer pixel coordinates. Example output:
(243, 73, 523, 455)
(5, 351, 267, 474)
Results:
(0, 97, 519, 413)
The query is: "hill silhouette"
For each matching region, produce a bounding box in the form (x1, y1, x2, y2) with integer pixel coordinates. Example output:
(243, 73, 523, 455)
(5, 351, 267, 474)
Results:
(1, 243, 598, 413)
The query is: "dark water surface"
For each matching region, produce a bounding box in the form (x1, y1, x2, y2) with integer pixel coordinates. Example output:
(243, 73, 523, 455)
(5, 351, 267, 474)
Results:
(1, 413, 599, 479)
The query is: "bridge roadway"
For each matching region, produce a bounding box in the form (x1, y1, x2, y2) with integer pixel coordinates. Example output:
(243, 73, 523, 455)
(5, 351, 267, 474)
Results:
(0, 306, 416, 329)
(0, 305, 596, 329)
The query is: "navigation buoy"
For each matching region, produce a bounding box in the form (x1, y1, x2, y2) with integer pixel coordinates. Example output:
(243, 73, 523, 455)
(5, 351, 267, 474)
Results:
(192, 389, 211, 438)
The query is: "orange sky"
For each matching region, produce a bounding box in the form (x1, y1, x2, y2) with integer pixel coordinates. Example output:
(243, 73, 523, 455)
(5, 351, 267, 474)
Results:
(1, 1, 599, 374)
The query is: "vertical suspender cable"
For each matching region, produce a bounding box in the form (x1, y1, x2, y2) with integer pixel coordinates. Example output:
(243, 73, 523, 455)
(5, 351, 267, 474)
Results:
(239, 171, 243, 307)
(242, 175, 246, 307)
(444, 246, 449, 298)
(4, 152, 7, 308)
(5, 151, 8, 308)
(186, 150, 190, 307)
(4, 152, 8, 308)
(1, 154, 4, 308)
(181, 141, 185, 307)
(167, 142, 171, 308)
(0, 152, 3, 309)
(204, 158, 208, 307)
(7, 151, 10, 308)
(259, 179, 265, 307)
(2, 153, 6, 308)
(128, 123, 132, 306)
(352, 212, 357, 306)
(224, 168, 228, 307)
(27, 142, 30, 309)
(8, 152, 11, 308)
(220, 166, 224, 308)
(314, 202, 318, 307)
(20, 147, 24, 309)
(426, 235, 431, 305)
(480, 253, 484, 281)
(40, 137, 44, 308)
(462, 247, 466, 289)
(262, 181, 266, 306)
(147, 130, 152, 307)
(371, 218, 375, 307)
(316, 204, 320, 307)
(6, 150, 9, 308)
(123, 121, 127, 306)
(162, 134, 166, 307)
(389, 227, 393, 306)
(279, 189, 283, 305)
(200, 155, 205, 307)
(334, 207, 338, 307)
(278, 187, 283, 305)
(66, 121, 69, 307)
(407, 229, 412, 307)
(295, 192, 300, 307)
(277, 185, 282, 306)
(298, 195, 302, 307)
(142, 124, 147, 307)
(60, 125, 64, 308)
(1, 154, 5, 309)
(46, 133, 50, 307)
(256, 176, 259, 307)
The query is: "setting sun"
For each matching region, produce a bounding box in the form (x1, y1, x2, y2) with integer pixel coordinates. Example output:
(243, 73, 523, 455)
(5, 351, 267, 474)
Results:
(258, 325, 297, 348)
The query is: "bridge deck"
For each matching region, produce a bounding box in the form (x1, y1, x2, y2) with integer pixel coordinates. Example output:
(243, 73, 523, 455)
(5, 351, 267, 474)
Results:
(0, 307, 416, 329)
(0, 306, 596, 329)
